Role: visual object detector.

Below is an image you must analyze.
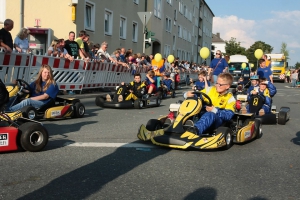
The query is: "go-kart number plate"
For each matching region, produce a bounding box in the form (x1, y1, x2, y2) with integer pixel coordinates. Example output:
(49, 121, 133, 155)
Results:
(51, 110, 61, 117)
(244, 131, 251, 139)
(0, 133, 8, 146)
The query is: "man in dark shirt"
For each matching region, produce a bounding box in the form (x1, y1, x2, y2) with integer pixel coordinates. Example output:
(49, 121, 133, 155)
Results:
(64, 31, 83, 59)
(0, 19, 14, 53)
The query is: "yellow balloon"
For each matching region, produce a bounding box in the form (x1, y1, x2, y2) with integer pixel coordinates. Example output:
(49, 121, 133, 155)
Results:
(167, 55, 175, 63)
(254, 49, 263, 59)
(228, 60, 230, 64)
(250, 63, 254, 68)
(241, 63, 246, 69)
(199, 47, 210, 59)
(154, 53, 162, 62)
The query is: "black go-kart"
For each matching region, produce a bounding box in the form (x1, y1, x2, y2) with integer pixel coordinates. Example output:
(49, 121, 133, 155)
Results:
(137, 91, 263, 150)
(160, 84, 176, 99)
(95, 85, 161, 109)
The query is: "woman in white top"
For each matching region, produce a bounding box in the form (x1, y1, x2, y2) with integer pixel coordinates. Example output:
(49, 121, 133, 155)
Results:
(47, 39, 62, 57)
(14, 28, 30, 53)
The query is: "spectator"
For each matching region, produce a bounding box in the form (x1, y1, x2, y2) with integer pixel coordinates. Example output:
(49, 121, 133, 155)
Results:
(97, 41, 117, 63)
(285, 69, 291, 83)
(119, 47, 126, 62)
(262, 54, 271, 68)
(14, 27, 30, 53)
(257, 58, 273, 83)
(0, 19, 14, 53)
(47, 39, 61, 57)
(291, 70, 298, 88)
(58, 39, 73, 61)
(110, 50, 129, 68)
(208, 50, 228, 83)
(64, 31, 84, 59)
(83, 34, 92, 59)
(75, 30, 89, 59)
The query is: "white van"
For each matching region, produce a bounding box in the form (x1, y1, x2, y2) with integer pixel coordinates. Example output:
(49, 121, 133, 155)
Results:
(228, 55, 251, 88)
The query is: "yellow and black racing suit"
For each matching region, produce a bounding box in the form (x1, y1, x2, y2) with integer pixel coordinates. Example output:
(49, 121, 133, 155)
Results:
(116, 81, 146, 101)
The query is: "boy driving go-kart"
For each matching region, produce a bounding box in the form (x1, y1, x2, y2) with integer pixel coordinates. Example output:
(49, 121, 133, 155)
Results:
(184, 72, 236, 135)
(160, 73, 175, 98)
(7, 64, 59, 112)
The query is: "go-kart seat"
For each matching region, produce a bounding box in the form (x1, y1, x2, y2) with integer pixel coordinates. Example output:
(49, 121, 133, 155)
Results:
(37, 98, 56, 112)
(248, 95, 265, 115)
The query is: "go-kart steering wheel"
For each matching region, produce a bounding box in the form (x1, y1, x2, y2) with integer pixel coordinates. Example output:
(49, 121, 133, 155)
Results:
(16, 79, 32, 95)
(192, 91, 213, 107)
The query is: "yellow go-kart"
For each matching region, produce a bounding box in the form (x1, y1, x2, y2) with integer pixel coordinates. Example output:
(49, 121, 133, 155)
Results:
(6, 79, 85, 120)
(137, 91, 262, 150)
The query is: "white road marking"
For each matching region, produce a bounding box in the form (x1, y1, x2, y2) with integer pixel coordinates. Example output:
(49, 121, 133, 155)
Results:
(63, 142, 158, 148)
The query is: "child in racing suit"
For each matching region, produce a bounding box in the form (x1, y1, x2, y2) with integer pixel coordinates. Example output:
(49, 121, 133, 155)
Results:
(107, 73, 146, 102)
(185, 73, 236, 135)
(247, 75, 276, 99)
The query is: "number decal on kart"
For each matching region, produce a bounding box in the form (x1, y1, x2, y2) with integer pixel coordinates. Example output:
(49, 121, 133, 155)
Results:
(186, 102, 190, 107)
(0, 133, 8, 146)
(117, 88, 123, 95)
(253, 98, 258, 106)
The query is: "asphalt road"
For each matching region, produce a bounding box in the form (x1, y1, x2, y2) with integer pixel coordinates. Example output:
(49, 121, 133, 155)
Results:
(1, 83, 300, 200)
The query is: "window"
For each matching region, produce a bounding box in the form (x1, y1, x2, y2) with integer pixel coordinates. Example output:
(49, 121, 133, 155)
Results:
(120, 16, 127, 39)
(174, 9, 177, 21)
(85, 1, 95, 31)
(154, 0, 162, 19)
(173, 35, 176, 50)
(164, 45, 171, 57)
(133, 0, 139, 4)
(104, 9, 113, 35)
(179, 2, 183, 14)
(132, 21, 138, 42)
(166, 0, 172, 5)
(178, 25, 182, 38)
(165, 17, 172, 32)
(177, 49, 182, 60)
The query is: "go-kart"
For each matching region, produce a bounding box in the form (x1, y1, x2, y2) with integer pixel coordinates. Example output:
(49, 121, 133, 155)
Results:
(6, 79, 85, 120)
(160, 84, 176, 99)
(0, 80, 48, 153)
(236, 94, 290, 125)
(137, 91, 262, 150)
(95, 85, 161, 109)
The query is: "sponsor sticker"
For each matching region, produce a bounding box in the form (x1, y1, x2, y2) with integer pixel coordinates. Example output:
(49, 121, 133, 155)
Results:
(0, 133, 8, 146)
(244, 131, 251, 139)
(51, 110, 61, 117)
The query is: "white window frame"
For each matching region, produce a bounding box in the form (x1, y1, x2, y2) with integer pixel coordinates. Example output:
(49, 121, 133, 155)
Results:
(164, 44, 171, 58)
(133, 0, 139, 4)
(119, 15, 127, 39)
(178, 25, 182, 38)
(104, 9, 113, 35)
(165, 16, 172, 33)
(154, 0, 162, 19)
(84, 1, 95, 31)
(132, 21, 138, 42)
(173, 35, 176, 51)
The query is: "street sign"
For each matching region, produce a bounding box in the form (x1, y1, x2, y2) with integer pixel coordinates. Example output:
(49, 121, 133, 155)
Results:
(137, 12, 152, 25)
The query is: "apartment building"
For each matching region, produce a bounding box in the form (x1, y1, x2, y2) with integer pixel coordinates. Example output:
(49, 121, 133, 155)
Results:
(1, 0, 214, 64)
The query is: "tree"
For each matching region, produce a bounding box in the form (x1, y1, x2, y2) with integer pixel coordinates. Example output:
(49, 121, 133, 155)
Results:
(295, 62, 300, 69)
(280, 42, 289, 61)
(225, 37, 246, 56)
(245, 41, 273, 68)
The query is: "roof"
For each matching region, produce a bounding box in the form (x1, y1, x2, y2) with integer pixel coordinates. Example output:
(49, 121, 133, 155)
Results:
(212, 33, 225, 43)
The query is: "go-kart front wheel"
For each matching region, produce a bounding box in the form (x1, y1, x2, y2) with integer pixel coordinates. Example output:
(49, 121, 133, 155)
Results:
(134, 99, 143, 109)
(255, 119, 263, 139)
(146, 119, 163, 131)
(74, 102, 85, 118)
(21, 106, 37, 120)
(19, 122, 49, 152)
(216, 127, 233, 150)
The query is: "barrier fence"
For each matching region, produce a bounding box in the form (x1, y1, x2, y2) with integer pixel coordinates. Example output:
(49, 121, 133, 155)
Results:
(0, 52, 198, 91)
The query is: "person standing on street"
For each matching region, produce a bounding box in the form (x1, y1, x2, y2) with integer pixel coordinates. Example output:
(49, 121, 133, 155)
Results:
(208, 50, 228, 84)
(0, 19, 14, 53)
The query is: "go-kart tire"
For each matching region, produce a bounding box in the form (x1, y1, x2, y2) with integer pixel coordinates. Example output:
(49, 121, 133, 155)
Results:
(74, 102, 85, 118)
(156, 97, 161, 107)
(134, 99, 143, 109)
(278, 111, 287, 125)
(19, 122, 49, 152)
(157, 91, 163, 100)
(95, 96, 105, 107)
(255, 119, 263, 139)
(171, 89, 176, 98)
(21, 106, 37, 120)
(146, 119, 163, 131)
(216, 127, 233, 150)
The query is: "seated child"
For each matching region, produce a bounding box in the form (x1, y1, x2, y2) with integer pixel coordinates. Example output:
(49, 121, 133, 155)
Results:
(247, 75, 276, 101)
(161, 73, 173, 91)
(232, 77, 245, 95)
(144, 70, 157, 98)
(184, 73, 236, 135)
(106, 73, 146, 102)
(246, 78, 272, 116)
(193, 70, 210, 91)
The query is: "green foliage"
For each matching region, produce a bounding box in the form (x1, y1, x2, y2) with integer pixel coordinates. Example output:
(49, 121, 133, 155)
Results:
(225, 37, 246, 56)
(245, 41, 273, 68)
(281, 42, 289, 60)
(295, 62, 300, 69)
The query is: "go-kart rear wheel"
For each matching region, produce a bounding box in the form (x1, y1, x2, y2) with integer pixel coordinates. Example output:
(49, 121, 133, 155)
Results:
(134, 99, 143, 109)
(21, 106, 37, 120)
(156, 97, 161, 107)
(95, 96, 105, 107)
(74, 102, 85, 118)
(146, 119, 163, 131)
(255, 119, 263, 139)
(216, 127, 233, 150)
(278, 111, 287, 125)
(19, 122, 48, 152)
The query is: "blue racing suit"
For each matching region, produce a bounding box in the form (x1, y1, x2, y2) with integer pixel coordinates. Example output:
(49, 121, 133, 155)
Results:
(194, 86, 236, 135)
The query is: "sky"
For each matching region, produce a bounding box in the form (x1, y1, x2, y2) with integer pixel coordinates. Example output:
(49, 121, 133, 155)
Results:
(205, 0, 300, 66)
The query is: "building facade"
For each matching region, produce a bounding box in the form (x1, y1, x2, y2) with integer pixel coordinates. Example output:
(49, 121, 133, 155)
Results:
(212, 32, 226, 56)
(2, 0, 214, 64)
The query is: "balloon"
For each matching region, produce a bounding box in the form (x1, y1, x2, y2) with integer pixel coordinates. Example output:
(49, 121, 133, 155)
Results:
(250, 63, 254, 68)
(241, 63, 246, 69)
(254, 49, 263, 59)
(154, 53, 162, 62)
(228, 60, 230, 64)
(167, 55, 175, 63)
(199, 47, 210, 59)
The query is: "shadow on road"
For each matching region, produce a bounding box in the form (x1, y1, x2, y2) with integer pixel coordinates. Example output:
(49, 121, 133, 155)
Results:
(291, 131, 300, 146)
(184, 187, 217, 200)
(18, 144, 170, 199)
